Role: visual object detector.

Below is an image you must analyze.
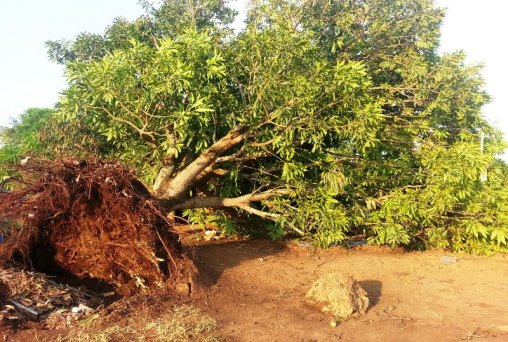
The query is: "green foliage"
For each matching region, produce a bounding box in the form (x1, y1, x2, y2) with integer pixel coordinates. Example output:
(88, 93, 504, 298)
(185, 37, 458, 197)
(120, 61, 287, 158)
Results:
(0, 108, 55, 180)
(3, 0, 506, 253)
(365, 141, 508, 253)
(184, 208, 243, 237)
(46, 0, 236, 65)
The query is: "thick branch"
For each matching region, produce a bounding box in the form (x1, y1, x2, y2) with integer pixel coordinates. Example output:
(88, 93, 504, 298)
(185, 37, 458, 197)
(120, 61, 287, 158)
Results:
(154, 126, 249, 199)
(193, 164, 227, 184)
(152, 125, 178, 194)
(239, 205, 280, 220)
(152, 164, 175, 194)
(169, 189, 289, 220)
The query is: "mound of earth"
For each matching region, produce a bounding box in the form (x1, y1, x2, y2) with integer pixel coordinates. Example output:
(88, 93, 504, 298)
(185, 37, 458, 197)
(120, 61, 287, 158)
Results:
(306, 273, 369, 320)
(0, 158, 194, 295)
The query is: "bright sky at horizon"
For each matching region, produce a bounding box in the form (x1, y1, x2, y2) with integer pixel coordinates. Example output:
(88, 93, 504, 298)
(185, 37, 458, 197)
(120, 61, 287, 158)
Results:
(0, 1, 507, 150)
(435, 0, 508, 148)
(0, 0, 142, 127)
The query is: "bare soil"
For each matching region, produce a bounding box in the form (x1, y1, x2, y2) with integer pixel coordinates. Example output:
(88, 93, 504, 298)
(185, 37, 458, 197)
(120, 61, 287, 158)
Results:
(190, 238, 508, 341)
(3, 235, 508, 341)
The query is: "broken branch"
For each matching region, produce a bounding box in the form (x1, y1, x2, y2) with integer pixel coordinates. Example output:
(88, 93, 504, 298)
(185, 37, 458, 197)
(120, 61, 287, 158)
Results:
(169, 189, 289, 220)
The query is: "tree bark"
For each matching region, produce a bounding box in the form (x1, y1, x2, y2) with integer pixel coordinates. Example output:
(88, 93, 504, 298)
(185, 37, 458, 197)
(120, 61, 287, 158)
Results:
(153, 126, 249, 201)
(151, 126, 288, 221)
(168, 189, 289, 220)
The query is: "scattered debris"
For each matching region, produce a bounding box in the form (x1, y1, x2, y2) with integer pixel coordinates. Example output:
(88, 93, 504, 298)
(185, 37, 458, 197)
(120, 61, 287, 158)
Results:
(71, 304, 93, 314)
(441, 256, 458, 264)
(346, 240, 368, 247)
(383, 305, 396, 313)
(0, 268, 102, 328)
(8, 300, 40, 317)
(296, 241, 313, 248)
(204, 229, 219, 241)
(306, 273, 369, 321)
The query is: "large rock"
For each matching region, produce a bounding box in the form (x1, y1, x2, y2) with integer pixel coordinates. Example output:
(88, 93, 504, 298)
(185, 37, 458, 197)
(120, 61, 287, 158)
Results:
(306, 273, 369, 320)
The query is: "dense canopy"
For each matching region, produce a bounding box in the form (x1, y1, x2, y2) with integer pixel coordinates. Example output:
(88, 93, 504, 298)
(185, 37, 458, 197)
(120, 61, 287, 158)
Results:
(2, 0, 507, 253)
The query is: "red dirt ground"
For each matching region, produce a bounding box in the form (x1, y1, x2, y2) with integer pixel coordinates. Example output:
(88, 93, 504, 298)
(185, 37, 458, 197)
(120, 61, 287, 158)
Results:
(191, 238, 508, 341)
(3, 236, 508, 341)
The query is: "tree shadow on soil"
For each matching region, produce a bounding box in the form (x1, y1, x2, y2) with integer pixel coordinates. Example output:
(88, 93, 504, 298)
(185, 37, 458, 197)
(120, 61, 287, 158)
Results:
(360, 280, 382, 309)
(184, 239, 287, 287)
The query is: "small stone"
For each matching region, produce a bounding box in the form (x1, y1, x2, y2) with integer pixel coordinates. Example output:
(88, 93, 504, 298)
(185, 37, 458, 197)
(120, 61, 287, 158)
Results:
(330, 320, 337, 327)
(71, 307, 85, 314)
(204, 230, 217, 237)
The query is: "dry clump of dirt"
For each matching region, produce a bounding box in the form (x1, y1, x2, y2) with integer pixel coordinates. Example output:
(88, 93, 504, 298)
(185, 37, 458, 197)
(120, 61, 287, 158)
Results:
(306, 273, 369, 320)
(0, 158, 194, 295)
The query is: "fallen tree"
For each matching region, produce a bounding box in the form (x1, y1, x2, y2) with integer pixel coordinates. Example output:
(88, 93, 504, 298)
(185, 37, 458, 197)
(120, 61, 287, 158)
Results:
(0, 159, 194, 295)
(1, 0, 507, 254)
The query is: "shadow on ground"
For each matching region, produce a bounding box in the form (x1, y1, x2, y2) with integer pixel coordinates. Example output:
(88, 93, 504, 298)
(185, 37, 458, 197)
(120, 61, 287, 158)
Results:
(184, 239, 287, 287)
(360, 279, 382, 309)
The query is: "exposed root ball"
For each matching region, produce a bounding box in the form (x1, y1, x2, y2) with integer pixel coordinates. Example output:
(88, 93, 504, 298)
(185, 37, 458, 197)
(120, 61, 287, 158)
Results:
(0, 280, 8, 301)
(0, 159, 193, 295)
(306, 273, 369, 320)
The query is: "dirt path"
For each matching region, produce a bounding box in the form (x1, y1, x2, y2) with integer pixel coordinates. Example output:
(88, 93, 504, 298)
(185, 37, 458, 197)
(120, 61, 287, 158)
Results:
(189, 239, 508, 341)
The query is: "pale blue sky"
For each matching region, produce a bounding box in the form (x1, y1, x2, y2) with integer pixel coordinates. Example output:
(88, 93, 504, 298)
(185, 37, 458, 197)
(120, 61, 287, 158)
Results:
(435, 0, 508, 145)
(0, 0, 142, 127)
(0, 0, 507, 148)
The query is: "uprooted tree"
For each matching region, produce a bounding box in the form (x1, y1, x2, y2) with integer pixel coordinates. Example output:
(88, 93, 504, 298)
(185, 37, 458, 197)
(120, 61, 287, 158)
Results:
(2, 0, 508, 254)
(0, 159, 194, 294)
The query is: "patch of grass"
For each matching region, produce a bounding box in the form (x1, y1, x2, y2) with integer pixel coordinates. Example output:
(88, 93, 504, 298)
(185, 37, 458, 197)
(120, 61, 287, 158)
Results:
(55, 305, 220, 342)
(145, 305, 218, 341)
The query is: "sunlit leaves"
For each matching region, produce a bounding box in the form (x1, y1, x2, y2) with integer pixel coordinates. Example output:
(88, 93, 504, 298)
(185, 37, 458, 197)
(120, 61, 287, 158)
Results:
(23, 0, 508, 253)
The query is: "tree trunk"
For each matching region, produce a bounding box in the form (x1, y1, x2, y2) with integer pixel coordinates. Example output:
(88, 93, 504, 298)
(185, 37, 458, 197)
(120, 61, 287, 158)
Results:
(153, 126, 248, 202)
(151, 126, 289, 221)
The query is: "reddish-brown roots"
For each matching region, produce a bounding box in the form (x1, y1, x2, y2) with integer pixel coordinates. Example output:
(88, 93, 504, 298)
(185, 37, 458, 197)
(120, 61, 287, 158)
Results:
(0, 159, 194, 295)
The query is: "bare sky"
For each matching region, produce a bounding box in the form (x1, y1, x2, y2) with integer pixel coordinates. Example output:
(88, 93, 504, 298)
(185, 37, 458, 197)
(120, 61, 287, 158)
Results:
(1, 0, 506, 148)
(0, 0, 142, 126)
(435, 0, 508, 144)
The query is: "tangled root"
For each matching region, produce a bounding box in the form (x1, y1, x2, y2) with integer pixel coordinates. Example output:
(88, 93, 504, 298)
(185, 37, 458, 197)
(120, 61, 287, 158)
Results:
(0, 159, 194, 295)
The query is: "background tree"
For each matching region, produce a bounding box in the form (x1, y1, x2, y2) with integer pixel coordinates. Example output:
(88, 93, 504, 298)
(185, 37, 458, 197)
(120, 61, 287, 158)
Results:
(4, 0, 506, 253)
(0, 108, 55, 186)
